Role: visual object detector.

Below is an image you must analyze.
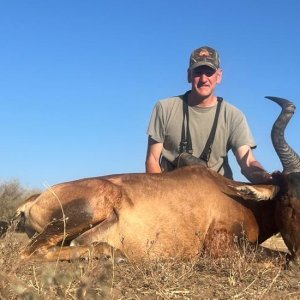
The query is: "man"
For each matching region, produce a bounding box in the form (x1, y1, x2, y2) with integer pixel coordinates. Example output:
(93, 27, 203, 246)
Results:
(146, 46, 271, 183)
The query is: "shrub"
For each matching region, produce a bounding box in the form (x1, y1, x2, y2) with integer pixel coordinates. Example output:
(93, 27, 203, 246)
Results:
(0, 179, 40, 220)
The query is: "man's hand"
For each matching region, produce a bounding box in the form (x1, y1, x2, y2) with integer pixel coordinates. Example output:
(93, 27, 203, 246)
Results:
(236, 145, 272, 183)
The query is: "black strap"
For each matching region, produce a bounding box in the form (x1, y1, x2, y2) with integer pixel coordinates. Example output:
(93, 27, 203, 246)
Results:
(179, 92, 193, 154)
(179, 93, 223, 163)
(200, 97, 223, 162)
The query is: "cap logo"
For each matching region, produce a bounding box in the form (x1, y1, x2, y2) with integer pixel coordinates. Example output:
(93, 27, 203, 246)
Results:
(189, 46, 219, 70)
(198, 49, 210, 58)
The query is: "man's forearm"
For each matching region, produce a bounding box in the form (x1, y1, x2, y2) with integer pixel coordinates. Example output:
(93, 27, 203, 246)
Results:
(241, 165, 272, 184)
(145, 160, 162, 173)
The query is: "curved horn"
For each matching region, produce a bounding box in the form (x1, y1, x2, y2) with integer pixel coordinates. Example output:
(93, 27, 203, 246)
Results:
(266, 96, 300, 174)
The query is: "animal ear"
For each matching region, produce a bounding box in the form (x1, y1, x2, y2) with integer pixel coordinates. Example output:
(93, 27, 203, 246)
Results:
(232, 184, 280, 201)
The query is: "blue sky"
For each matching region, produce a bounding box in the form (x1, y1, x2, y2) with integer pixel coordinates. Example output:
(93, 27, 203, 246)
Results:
(1, 0, 300, 189)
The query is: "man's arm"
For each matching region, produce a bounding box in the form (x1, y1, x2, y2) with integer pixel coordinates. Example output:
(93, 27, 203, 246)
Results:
(145, 137, 163, 173)
(235, 145, 272, 183)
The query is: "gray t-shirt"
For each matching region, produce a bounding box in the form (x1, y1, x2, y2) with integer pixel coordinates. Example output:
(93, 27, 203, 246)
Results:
(147, 92, 256, 179)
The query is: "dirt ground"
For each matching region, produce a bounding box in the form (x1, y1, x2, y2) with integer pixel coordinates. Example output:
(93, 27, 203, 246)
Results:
(1, 231, 300, 300)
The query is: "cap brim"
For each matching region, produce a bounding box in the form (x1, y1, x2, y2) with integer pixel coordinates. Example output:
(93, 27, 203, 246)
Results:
(189, 61, 217, 70)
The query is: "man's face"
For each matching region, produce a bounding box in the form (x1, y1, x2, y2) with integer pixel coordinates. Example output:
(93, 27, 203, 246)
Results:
(189, 66, 222, 98)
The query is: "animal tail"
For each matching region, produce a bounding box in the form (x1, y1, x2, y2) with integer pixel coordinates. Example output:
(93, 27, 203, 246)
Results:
(0, 220, 9, 237)
(0, 210, 27, 236)
(0, 193, 41, 236)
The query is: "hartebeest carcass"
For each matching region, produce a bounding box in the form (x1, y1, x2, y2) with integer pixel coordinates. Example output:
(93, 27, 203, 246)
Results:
(6, 97, 300, 265)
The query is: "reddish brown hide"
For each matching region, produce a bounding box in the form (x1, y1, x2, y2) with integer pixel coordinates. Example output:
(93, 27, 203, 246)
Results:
(16, 165, 279, 262)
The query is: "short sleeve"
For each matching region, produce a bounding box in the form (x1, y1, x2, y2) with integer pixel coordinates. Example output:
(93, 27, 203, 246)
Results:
(147, 102, 165, 143)
(228, 111, 256, 153)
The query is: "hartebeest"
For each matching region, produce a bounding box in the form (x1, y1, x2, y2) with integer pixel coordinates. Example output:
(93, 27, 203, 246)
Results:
(3, 97, 300, 266)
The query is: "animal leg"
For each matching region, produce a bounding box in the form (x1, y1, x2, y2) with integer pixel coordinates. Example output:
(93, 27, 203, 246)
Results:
(22, 242, 127, 263)
(21, 218, 87, 259)
(21, 209, 119, 260)
(70, 209, 119, 246)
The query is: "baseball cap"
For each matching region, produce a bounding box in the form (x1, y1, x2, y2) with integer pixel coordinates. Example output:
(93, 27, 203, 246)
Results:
(189, 46, 220, 70)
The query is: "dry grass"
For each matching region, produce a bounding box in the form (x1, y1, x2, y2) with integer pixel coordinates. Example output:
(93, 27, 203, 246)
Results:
(1, 231, 299, 299)
(1, 180, 300, 299)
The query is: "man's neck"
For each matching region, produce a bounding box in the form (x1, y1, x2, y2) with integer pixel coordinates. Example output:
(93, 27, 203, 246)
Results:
(188, 92, 217, 108)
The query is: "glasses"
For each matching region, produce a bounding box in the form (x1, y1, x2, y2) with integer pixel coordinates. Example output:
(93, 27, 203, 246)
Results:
(192, 67, 216, 77)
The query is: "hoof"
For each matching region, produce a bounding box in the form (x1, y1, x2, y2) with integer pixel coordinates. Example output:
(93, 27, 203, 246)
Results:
(284, 254, 300, 276)
(70, 239, 80, 246)
(114, 249, 128, 264)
